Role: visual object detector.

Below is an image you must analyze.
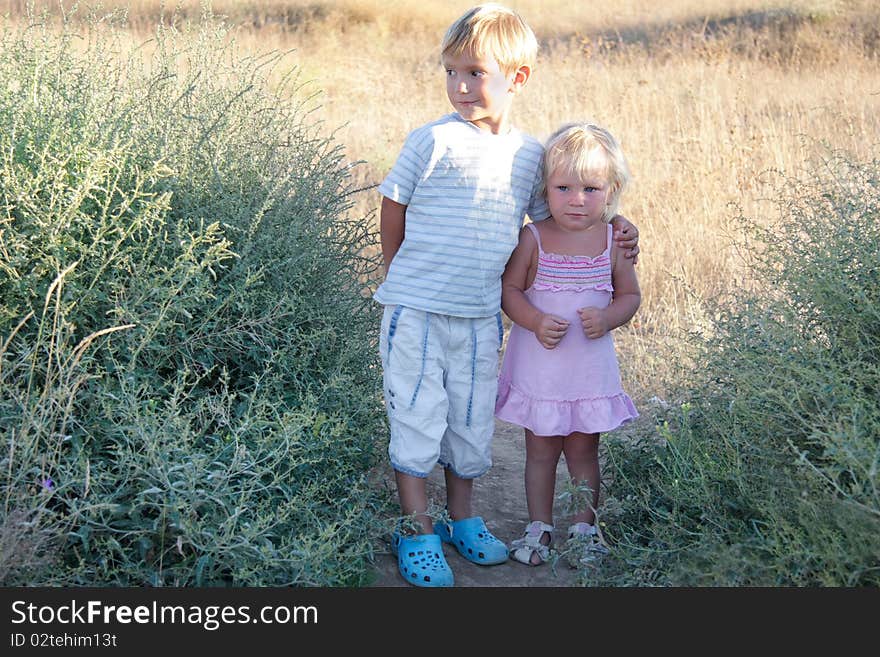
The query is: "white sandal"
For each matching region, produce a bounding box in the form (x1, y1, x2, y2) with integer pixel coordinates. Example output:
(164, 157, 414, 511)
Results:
(566, 522, 610, 566)
(509, 521, 554, 566)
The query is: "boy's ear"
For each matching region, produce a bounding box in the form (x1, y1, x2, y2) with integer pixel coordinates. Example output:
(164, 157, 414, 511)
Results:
(510, 64, 531, 91)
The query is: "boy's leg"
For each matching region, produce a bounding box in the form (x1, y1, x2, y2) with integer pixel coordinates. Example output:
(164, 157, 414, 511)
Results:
(440, 313, 503, 481)
(393, 469, 455, 587)
(433, 314, 508, 565)
(379, 307, 456, 586)
(444, 468, 473, 521)
(561, 431, 601, 525)
(438, 467, 507, 565)
(379, 306, 449, 525)
(396, 470, 433, 534)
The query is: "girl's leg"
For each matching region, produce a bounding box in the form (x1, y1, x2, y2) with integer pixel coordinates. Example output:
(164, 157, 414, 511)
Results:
(561, 431, 601, 525)
(444, 468, 473, 521)
(517, 429, 563, 564)
(525, 429, 564, 523)
(395, 470, 433, 534)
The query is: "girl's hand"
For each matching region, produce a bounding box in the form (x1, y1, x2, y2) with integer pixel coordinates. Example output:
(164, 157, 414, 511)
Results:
(534, 313, 569, 349)
(577, 307, 609, 339)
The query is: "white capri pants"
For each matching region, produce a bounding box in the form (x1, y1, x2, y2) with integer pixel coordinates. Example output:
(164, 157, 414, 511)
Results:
(379, 305, 503, 479)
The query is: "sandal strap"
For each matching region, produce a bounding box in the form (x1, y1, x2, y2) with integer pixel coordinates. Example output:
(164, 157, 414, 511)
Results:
(510, 542, 550, 565)
(510, 535, 551, 551)
(524, 520, 554, 535)
(568, 522, 597, 537)
(509, 521, 554, 553)
(512, 521, 554, 545)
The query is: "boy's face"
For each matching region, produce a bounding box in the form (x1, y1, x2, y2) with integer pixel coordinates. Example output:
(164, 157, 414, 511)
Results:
(546, 168, 611, 231)
(443, 51, 522, 134)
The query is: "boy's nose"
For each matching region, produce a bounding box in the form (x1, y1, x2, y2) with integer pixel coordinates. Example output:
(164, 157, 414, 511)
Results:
(457, 81, 468, 93)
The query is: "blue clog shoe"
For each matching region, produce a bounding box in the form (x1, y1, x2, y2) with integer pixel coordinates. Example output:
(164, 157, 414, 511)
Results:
(391, 532, 454, 587)
(434, 516, 508, 566)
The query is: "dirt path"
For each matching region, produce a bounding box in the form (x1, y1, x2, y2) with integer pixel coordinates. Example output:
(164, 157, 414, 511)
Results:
(368, 418, 582, 587)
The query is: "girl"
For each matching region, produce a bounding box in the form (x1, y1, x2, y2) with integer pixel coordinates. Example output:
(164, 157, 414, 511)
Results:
(495, 123, 640, 566)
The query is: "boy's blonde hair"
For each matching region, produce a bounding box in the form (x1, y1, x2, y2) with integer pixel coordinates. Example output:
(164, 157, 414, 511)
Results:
(543, 123, 632, 223)
(441, 4, 538, 74)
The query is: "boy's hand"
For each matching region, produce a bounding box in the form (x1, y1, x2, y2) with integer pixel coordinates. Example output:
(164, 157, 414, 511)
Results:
(577, 307, 609, 339)
(611, 215, 640, 264)
(534, 313, 569, 349)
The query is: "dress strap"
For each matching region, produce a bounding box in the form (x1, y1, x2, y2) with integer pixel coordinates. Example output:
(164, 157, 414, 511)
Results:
(605, 223, 613, 255)
(525, 222, 543, 253)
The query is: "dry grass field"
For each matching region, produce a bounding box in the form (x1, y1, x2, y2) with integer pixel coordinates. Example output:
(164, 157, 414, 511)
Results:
(8, 0, 880, 396)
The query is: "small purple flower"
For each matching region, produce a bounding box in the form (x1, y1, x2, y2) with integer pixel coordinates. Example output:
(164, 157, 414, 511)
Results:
(41, 477, 54, 491)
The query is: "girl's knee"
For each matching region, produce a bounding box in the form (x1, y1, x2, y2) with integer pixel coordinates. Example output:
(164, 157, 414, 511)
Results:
(525, 434, 564, 463)
(562, 432, 599, 461)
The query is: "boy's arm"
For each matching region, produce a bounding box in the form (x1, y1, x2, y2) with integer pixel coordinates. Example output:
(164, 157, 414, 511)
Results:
(609, 214, 640, 263)
(380, 197, 407, 274)
(578, 244, 641, 339)
(502, 227, 569, 349)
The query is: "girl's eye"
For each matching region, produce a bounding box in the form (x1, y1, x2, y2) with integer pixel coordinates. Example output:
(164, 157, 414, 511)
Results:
(585, 187, 598, 193)
(557, 186, 568, 191)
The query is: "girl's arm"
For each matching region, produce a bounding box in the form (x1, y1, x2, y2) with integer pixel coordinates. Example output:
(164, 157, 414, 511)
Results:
(502, 226, 569, 349)
(578, 242, 641, 339)
(380, 197, 407, 274)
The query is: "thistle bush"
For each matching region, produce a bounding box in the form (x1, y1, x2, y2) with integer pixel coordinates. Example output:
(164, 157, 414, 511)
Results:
(593, 154, 880, 586)
(0, 13, 387, 585)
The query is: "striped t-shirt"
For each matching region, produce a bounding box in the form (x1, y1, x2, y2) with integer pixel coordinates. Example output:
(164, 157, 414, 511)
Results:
(375, 113, 549, 318)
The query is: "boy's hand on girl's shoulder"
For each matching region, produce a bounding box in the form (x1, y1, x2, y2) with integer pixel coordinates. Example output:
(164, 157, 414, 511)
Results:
(611, 214, 640, 264)
(577, 307, 609, 339)
(534, 313, 569, 349)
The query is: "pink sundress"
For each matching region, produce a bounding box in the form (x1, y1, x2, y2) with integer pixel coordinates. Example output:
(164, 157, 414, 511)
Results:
(495, 222, 637, 436)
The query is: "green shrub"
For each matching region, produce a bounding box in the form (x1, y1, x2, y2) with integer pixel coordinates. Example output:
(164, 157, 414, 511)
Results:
(0, 12, 387, 586)
(593, 154, 880, 586)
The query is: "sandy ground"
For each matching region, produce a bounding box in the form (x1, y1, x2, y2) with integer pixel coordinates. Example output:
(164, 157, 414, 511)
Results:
(367, 417, 584, 587)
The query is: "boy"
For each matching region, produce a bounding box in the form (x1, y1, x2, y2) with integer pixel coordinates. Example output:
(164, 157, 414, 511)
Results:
(376, 3, 639, 587)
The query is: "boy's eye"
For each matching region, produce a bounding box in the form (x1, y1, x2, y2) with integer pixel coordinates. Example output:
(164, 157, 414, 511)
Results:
(471, 70, 486, 77)
(446, 69, 455, 76)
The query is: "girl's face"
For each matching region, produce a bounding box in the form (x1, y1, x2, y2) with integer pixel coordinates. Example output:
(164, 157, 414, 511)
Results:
(546, 168, 610, 232)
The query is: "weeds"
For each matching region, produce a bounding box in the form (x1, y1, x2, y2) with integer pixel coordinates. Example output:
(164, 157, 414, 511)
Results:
(593, 153, 880, 586)
(0, 12, 387, 586)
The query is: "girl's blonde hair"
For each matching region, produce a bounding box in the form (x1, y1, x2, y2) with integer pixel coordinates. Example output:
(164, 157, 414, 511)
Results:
(543, 123, 632, 223)
(441, 4, 538, 74)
